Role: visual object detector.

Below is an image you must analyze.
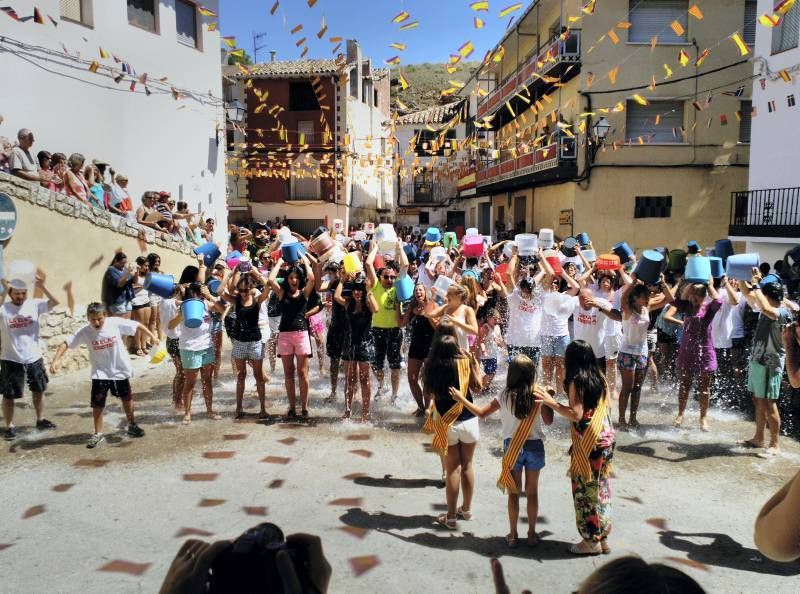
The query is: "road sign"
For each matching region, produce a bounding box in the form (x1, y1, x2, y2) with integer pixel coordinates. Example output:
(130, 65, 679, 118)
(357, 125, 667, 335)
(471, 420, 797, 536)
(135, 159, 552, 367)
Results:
(0, 192, 19, 241)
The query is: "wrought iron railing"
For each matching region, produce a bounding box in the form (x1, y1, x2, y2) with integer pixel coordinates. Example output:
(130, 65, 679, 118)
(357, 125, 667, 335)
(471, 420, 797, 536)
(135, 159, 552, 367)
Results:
(730, 187, 800, 238)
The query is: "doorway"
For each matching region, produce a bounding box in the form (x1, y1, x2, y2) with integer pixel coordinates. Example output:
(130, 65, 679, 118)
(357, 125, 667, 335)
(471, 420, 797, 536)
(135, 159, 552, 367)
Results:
(514, 196, 527, 233)
(478, 203, 491, 235)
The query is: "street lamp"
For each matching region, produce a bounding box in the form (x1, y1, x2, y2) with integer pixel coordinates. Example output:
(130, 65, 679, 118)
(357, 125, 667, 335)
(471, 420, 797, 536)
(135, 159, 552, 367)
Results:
(226, 100, 246, 124)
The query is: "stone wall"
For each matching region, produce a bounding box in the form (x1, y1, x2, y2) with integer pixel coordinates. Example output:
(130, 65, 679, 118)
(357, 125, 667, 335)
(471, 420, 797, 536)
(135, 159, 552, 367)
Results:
(0, 172, 203, 372)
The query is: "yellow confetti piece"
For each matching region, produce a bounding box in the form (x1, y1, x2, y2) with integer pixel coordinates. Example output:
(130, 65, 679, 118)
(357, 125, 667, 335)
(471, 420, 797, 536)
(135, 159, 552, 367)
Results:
(399, 21, 419, 31)
(459, 41, 475, 58)
(254, 104, 267, 114)
(608, 29, 619, 44)
(649, 75, 657, 91)
(664, 63, 673, 78)
(392, 11, 410, 23)
(317, 17, 327, 39)
(474, 16, 485, 29)
(779, 69, 792, 82)
(568, 15, 580, 23)
(470, 1, 489, 10)
(670, 20, 685, 36)
(651, 35, 658, 49)
(290, 24, 303, 34)
(390, 42, 407, 50)
(505, 101, 516, 117)
(499, 3, 522, 18)
(608, 65, 619, 84)
(398, 73, 409, 90)
(88, 60, 99, 73)
(678, 49, 690, 66)
(396, 99, 408, 110)
(688, 5, 703, 19)
(448, 80, 465, 88)
(477, 87, 488, 97)
(581, 0, 596, 15)
(632, 94, 649, 106)
(655, 114, 661, 125)
(329, 36, 343, 42)
(295, 37, 306, 47)
(300, 46, 309, 58)
(730, 32, 750, 56)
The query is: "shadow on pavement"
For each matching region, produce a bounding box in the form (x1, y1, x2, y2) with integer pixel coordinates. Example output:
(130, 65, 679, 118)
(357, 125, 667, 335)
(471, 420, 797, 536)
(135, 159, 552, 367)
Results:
(8, 432, 124, 452)
(659, 530, 800, 576)
(617, 440, 761, 463)
(354, 474, 443, 489)
(339, 508, 576, 561)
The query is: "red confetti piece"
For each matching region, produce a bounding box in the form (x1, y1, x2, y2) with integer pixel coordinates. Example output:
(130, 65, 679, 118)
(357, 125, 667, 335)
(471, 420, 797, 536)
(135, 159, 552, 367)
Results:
(277, 437, 298, 445)
(268, 480, 285, 489)
(329, 497, 363, 507)
(23, 505, 46, 519)
(203, 451, 235, 459)
(0, 544, 14, 551)
(664, 556, 711, 572)
(346, 434, 371, 441)
(646, 518, 668, 530)
(349, 555, 380, 577)
(198, 498, 226, 507)
(339, 526, 369, 539)
(74, 459, 109, 468)
(342, 473, 367, 480)
(183, 473, 219, 482)
(98, 560, 152, 576)
(349, 449, 373, 458)
(261, 456, 291, 465)
(242, 506, 268, 516)
(175, 527, 214, 538)
(52, 483, 75, 492)
(223, 434, 247, 441)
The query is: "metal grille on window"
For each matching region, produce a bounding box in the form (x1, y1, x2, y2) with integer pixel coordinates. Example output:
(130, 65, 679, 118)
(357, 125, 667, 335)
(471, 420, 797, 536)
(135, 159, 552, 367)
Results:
(628, 0, 688, 43)
(743, 0, 757, 45)
(59, 0, 81, 21)
(772, 4, 800, 54)
(634, 196, 672, 218)
(625, 100, 683, 143)
(739, 100, 752, 144)
(176, 0, 197, 47)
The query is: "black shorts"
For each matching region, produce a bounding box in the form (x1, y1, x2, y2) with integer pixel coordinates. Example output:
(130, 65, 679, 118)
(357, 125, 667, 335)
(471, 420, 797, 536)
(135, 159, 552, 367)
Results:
(371, 327, 403, 370)
(326, 324, 345, 359)
(91, 379, 132, 408)
(0, 359, 49, 399)
(342, 340, 374, 363)
(166, 337, 181, 359)
(657, 329, 676, 344)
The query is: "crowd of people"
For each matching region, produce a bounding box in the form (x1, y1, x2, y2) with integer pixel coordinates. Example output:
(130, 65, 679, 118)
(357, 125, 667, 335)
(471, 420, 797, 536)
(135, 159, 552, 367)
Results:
(1, 127, 212, 244)
(1, 216, 800, 561)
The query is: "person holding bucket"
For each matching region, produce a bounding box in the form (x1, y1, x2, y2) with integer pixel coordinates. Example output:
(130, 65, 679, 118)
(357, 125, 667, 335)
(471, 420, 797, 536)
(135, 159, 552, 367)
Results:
(168, 278, 226, 425)
(503, 246, 546, 366)
(268, 255, 315, 419)
(400, 283, 436, 415)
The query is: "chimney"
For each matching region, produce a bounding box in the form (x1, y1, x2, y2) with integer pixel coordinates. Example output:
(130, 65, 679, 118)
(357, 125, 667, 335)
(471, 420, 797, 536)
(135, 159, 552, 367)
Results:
(270, 51, 276, 62)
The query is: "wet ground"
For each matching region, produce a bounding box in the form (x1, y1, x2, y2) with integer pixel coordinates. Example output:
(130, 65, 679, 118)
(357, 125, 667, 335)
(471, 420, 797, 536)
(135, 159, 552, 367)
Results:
(1, 353, 799, 593)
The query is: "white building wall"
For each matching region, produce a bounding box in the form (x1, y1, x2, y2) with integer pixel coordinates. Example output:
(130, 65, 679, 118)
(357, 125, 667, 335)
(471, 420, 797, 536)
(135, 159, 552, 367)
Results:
(346, 96, 392, 223)
(749, 1, 800, 192)
(0, 0, 227, 230)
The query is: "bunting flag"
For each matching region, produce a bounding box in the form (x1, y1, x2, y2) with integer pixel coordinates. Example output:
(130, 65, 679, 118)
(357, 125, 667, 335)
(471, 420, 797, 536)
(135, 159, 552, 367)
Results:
(129, 81, 136, 92)
(48, 14, 57, 26)
(459, 40, 475, 58)
(385, 56, 401, 65)
(651, 35, 658, 49)
(775, 0, 795, 15)
(145, 86, 152, 97)
(720, 114, 728, 125)
(655, 114, 661, 125)
(399, 21, 419, 30)
(222, 36, 236, 48)
(317, 17, 327, 38)
(99, 47, 109, 59)
(398, 72, 409, 90)
(197, 5, 217, 17)
(632, 94, 649, 106)
(678, 49, 690, 66)
(290, 24, 303, 34)
(475, 17, 485, 29)
(670, 20, 685, 36)
(230, 49, 245, 58)
(270, 1, 279, 16)
(492, 46, 505, 62)
(608, 65, 619, 84)
(113, 74, 124, 84)
(390, 42, 406, 50)
(308, 0, 317, 6)
(722, 85, 745, 96)
(688, 5, 704, 20)
(695, 48, 710, 66)
(207, 22, 218, 31)
(759, 13, 781, 27)
(649, 75, 657, 90)
(581, 0, 596, 15)
(664, 63, 673, 78)
(33, 7, 44, 24)
(499, 3, 523, 17)
(88, 60, 99, 73)
(729, 32, 750, 56)
(471, 1, 489, 10)
(392, 11, 410, 23)
(608, 29, 619, 44)
(1, 6, 21, 20)
(779, 69, 792, 82)
(767, 99, 777, 112)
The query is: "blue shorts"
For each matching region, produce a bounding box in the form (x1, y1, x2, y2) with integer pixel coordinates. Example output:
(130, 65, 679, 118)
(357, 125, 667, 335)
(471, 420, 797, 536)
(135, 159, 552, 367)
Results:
(502, 438, 546, 471)
(540, 335, 569, 357)
(481, 358, 498, 375)
(109, 301, 132, 316)
(180, 347, 215, 370)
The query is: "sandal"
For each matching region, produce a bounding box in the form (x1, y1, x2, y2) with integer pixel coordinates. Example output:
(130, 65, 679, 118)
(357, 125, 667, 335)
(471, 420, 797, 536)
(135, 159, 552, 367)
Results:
(286, 409, 297, 420)
(506, 533, 518, 548)
(601, 540, 611, 554)
(436, 514, 457, 530)
(527, 532, 542, 547)
(568, 541, 602, 556)
(301, 409, 309, 419)
(456, 507, 473, 521)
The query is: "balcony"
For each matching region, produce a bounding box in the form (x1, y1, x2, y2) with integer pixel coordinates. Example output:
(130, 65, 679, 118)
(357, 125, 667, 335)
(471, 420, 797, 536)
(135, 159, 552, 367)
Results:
(413, 181, 453, 205)
(729, 188, 800, 238)
(477, 30, 581, 121)
(476, 137, 577, 192)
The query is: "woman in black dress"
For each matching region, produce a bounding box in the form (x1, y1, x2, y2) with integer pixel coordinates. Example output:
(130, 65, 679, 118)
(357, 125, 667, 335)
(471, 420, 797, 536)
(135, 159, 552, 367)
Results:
(401, 283, 435, 416)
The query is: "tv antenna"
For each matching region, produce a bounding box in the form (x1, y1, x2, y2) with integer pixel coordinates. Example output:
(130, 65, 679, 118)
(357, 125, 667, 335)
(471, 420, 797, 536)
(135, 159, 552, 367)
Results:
(252, 32, 268, 63)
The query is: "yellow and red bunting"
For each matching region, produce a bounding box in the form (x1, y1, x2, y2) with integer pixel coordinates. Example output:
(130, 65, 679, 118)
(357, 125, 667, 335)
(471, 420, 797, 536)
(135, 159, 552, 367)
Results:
(695, 48, 710, 66)
(492, 46, 505, 62)
(779, 69, 792, 82)
(399, 21, 419, 31)
(207, 22, 218, 31)
(664, 63, 673, 78)
(475, 17, 485, 29)
(730, 32, 750, 56)
(670, 20, 685, 36)
(608, 65, 619, 84)
(470, 1, 489, 10)
(758, 13, 781, 27)
(385, 56, 401, 65)
(581, 0, 596, 15)
(632, 94, 649, 106)
(459, 41, 475, 58)
(392, 11, 410, 23)
(270, 1, 279, 16)
(222, 36, 236, 48)
(290, 24, 303, 34)
(688, 5, 703, 20)
(88, 60, 99, 73)
(398, 72, 409, 90)
(499, 3, 522, 18)
(775, 0, 796, 16)
(608, 29, 619, 44)
(678, 49, 690, 66)
(390, 42, 406, 51)
(197, 5, 217, 17)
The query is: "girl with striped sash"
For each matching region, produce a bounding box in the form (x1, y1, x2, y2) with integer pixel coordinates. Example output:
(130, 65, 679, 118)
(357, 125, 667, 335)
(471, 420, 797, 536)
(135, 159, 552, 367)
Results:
(538, 340, 616, 555)
(451, 355, 554, 548)
(422, 334, 482, 530)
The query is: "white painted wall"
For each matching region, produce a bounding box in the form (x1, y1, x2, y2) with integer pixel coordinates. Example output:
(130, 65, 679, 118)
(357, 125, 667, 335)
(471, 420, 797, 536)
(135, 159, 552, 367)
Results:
(0, 0, 227, 229)
(749, 1, 800, 192)
(346, 95, 392, 217)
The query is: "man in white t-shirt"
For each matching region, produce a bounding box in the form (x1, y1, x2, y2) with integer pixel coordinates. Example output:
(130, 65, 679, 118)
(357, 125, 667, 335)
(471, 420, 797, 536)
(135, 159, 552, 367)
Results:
(1, 274, 59, 441)
(50, 303, 156, 448)
(574, 289, 611, 365)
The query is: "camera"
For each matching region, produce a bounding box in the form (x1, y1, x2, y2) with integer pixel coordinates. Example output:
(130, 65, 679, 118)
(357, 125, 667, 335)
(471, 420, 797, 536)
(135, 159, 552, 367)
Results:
(207, 523, 310, 593)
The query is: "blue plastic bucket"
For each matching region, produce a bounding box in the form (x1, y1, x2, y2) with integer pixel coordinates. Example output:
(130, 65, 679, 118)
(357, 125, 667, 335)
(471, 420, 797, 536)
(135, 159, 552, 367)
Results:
(685, 256, 711, 283)
(575, 232, 590, 247)
(425, 227, 441, 244)
(207, 279, 222, 296)
(687, 240, 702, 255)
(403, 244, 418, 262)
(144, 273, 176, 299)
(709, 257, 724, 279)
(281, 241, 304, 263)
(194, 242, 221, 267)
(726, 253, 760, 281)
(612, 241, 634, 264)
(760, 273, 782, 288)
(182, 298, 206, 329)
(634, 250, 664, 285)
(395, 273, 414, 302)
(226, 250, 243, 269)
(714, 239, 734, 263)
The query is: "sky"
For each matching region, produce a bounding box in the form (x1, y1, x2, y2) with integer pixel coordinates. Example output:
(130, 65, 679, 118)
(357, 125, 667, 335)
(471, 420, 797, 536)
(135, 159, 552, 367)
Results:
(219, 0, 518, 67)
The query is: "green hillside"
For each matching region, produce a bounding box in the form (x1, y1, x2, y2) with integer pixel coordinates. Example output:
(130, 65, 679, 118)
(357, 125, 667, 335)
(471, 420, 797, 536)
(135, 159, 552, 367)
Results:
(390, 62, 479, 113)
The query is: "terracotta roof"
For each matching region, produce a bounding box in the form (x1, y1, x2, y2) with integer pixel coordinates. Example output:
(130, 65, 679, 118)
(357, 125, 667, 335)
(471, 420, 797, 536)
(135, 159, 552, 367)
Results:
(396, 103, 459, 126)
(237, 58, 344, 79)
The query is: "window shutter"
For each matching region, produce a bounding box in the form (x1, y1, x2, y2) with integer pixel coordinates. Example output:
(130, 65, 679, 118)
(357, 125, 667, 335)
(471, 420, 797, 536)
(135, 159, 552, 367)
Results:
(59, 0, 81, 21)
(743, 1, 757, 45)
(629, 0, 688, 43)
(739, 100, 752, 143)
(772, 5, 800, 53)
(176, 0, 197, 47)
(626, 100, 683, 143)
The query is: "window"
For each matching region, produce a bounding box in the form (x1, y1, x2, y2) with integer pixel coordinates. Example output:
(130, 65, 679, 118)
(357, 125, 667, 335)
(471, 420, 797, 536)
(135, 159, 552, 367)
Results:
(226, 129, 235, 151)
(289, 82, 320, 111)
(60, 0, 89, 24)
(349, 69, 358, 98)
(297, 120, 314, 144)
(772, 4, 799, 54)
(625, 100, 683, 143)
(374, 89, 379, 107)
(743, 0, 757, 45)
(176, 0, 198, 48)
(634, 196, 672, 218)
(290, 154, 321, 200)
(789, 94, 797, 108)
(128, 0, 157, 33)
(419, 212, 430, 225)
(628, 0, 688, 43)
(738, 100, 752, 143)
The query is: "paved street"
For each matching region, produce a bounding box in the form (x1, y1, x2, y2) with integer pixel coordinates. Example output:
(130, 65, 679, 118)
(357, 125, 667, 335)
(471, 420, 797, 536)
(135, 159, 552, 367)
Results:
(1, 355, 799, 593)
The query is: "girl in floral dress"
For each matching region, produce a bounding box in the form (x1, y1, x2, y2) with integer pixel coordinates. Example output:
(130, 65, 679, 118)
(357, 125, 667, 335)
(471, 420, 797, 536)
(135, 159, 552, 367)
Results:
(538, 339, 616, 555)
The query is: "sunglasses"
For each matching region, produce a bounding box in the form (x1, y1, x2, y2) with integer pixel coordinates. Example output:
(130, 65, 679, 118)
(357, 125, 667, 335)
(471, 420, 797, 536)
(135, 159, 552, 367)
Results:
(383, 275, 397, 281)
